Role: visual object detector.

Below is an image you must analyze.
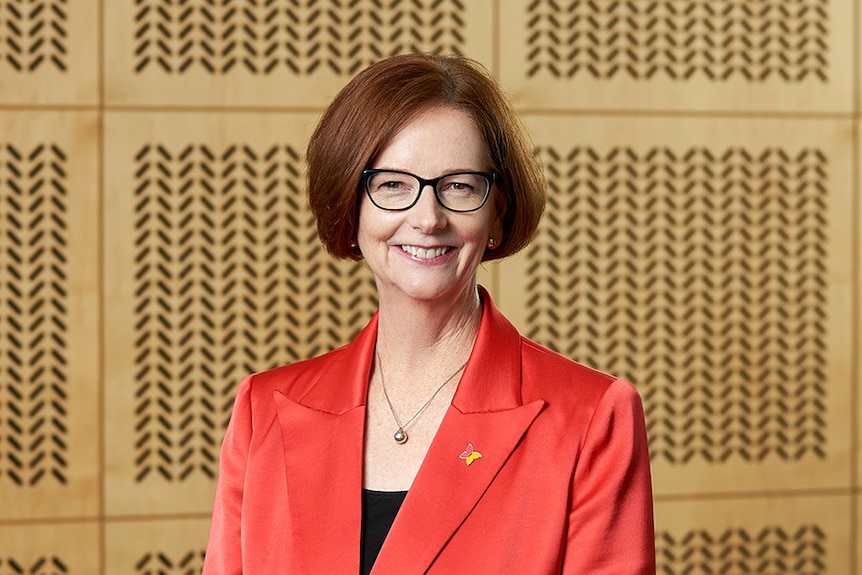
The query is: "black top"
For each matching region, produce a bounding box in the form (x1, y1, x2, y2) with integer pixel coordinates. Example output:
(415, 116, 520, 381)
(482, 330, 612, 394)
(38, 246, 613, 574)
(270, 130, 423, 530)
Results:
(360, 488, 408, 575)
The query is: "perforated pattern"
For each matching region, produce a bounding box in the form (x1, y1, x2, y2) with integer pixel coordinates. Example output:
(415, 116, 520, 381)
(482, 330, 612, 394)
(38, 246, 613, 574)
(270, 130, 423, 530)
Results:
(0, 144, 70, 486)
(130, 143, 377, 481)
(656, 525, 826, 574)
(132, 0, 467, 75)
(0, 557, 69, 574)
(526, 146, 829, 463)
(525, 0, 829, 81)
(134, 551, 204, 575)
(0, 0, 68, 72)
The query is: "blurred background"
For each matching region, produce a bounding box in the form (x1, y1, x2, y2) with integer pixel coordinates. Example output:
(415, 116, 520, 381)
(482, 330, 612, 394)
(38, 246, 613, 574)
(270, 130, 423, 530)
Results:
(0, 0, 858, 572)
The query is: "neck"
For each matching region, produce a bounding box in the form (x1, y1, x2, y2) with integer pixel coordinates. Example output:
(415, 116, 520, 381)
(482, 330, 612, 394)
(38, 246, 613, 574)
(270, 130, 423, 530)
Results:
(374, 282, 483, 378)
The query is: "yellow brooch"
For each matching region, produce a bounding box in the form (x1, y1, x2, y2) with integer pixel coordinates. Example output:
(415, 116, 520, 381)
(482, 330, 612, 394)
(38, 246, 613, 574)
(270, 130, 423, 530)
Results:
(459, 443, 482, 466)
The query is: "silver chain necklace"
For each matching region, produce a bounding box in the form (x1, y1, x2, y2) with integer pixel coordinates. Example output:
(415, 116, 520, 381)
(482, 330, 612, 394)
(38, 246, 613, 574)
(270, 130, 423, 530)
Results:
(375, 348, 467, 444)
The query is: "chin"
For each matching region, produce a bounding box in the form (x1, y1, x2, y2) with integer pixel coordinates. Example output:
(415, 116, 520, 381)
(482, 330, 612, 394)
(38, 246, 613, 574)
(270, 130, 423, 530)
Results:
(394, 276, 477, 304)
(398, 284, 454, 302)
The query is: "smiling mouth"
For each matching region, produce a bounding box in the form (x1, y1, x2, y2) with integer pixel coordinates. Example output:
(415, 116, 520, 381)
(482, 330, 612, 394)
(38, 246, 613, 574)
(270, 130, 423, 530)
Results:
(400, 245, 450, 259)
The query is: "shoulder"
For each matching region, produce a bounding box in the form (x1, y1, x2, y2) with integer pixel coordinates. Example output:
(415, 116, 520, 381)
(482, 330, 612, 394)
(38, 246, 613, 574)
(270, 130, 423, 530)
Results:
(242, 344, 350, 403)
(518, 335, 642, 416)
(519, 336, 616, 392)
(225, 345, 352, 435)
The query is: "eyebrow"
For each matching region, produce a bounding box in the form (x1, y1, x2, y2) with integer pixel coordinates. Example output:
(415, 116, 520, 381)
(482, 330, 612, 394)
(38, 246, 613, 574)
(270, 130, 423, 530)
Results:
(369, 167, 487, 175)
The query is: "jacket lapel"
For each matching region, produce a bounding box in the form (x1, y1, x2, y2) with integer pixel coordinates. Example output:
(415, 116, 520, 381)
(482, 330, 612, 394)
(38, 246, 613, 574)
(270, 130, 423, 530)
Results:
(372, 289, 546, 573)
(372, 401, 543, 573)
(272, 314, 378, 574)
(269, 288, 545, 574)
(273, 396, 365, 573)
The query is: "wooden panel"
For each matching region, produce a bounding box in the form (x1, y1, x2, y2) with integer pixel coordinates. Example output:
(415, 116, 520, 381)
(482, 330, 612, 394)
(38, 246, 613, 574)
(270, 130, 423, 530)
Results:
(497, 115, 854, 497)
(0, 1, 855, 572)
(0, 522, 100, 573)
(103, 0, 494, 108)
(498, 0, 854, 114)
(858, 0, 862, 114)
(654, 495, 852, 573)
(858, 119, 862, 493)
(105, 518, 210, 575)
(0, 0, 99, 105)
(0, 111, 100, 520)
(102, 110, 378, 516)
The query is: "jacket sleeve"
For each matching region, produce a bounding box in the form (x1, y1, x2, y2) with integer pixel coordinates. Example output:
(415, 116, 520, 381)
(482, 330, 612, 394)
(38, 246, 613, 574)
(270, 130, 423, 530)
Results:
(202, 374, 255, 575)
(563, 378, 656, 574)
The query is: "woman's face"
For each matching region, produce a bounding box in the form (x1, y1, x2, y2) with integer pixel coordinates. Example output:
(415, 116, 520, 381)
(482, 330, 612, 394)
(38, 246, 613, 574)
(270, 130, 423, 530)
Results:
(357, 106, 502, 306)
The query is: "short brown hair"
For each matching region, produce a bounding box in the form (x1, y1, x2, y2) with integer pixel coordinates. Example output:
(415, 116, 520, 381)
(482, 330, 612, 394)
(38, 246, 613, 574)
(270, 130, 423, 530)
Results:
(306, 53, 546, 261)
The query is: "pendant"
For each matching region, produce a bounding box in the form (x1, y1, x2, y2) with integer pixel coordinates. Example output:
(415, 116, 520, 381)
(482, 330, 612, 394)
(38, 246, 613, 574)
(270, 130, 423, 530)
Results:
(394, 428, 408, 444)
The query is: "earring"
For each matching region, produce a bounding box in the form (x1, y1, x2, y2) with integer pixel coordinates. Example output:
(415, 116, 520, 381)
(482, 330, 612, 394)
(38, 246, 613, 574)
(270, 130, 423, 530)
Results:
(487, 237, 496, 248)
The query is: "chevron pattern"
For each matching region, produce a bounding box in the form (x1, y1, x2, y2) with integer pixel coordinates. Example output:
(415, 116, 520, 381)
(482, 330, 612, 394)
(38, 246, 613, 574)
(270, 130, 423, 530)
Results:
(656, 525, 826, 573)
(527, 146, 829, 463)
(132, 0, 466, 75)
(0, 144, 70, 486)
(525, 0, 829, 81)
(134, 551, 204, 575)
(0, 0, 68, 71)
(0, 557, 69, 574)
(131, 143, 377, 482)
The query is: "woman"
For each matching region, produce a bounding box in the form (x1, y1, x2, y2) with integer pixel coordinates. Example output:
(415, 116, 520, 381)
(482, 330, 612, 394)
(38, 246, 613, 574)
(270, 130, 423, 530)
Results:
(203, 53, 655, 574)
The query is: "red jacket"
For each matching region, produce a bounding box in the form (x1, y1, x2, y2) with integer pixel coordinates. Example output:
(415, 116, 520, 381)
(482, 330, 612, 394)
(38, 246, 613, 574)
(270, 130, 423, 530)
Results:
(203, 288, 656, 574)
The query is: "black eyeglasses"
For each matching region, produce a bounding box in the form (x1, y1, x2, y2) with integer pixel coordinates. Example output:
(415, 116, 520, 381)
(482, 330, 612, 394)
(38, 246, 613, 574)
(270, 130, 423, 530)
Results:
(361, 169, 495, 212)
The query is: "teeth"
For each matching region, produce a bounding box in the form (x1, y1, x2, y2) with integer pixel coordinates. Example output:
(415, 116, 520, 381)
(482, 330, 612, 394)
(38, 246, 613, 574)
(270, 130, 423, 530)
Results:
(401, 245, 449, 259)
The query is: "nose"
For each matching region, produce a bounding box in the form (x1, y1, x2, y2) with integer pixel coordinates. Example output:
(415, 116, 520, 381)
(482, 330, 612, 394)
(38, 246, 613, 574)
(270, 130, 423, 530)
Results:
(408, 184, 448, 231)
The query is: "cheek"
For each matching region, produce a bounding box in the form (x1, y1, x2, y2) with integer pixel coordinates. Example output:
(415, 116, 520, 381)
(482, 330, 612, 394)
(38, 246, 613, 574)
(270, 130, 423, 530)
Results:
(355, 198, 376, 243)
(356, 200, 398, 250)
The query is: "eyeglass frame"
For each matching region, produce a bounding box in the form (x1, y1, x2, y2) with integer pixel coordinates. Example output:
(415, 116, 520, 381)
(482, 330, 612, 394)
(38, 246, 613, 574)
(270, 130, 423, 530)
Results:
(360, 169, 496, 213)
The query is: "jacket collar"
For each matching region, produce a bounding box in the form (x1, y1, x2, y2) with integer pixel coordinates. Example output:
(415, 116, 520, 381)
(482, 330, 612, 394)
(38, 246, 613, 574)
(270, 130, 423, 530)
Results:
(273, 287, 545, 573)
(285, 286, 526, 414)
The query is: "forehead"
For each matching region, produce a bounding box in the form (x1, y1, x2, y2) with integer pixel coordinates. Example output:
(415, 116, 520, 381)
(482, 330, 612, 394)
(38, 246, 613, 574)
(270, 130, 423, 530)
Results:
(372, 106, 488, 174)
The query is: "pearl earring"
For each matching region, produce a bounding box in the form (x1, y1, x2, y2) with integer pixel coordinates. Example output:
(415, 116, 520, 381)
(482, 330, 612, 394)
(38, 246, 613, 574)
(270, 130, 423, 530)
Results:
(488, 237, 496, 248)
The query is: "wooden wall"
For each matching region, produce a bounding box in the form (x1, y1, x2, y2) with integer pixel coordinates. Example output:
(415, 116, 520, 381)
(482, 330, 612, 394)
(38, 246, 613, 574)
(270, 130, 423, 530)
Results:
(0, 1, 858, 572)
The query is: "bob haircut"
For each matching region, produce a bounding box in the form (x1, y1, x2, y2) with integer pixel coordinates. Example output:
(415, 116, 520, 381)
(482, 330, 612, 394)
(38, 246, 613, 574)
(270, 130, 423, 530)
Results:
(307, 53, 546, 262)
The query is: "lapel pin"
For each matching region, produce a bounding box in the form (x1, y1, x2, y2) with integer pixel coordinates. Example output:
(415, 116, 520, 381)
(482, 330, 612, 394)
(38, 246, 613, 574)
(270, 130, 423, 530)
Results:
(459, 443, 482, 466)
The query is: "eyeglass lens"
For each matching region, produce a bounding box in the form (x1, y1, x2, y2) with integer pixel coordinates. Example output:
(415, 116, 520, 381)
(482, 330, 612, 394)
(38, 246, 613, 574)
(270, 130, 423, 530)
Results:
(365, 171, 489, 211)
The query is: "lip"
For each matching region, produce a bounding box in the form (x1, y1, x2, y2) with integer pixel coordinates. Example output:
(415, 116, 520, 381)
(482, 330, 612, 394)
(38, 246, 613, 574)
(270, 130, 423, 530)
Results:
(396, 244, 456, 262)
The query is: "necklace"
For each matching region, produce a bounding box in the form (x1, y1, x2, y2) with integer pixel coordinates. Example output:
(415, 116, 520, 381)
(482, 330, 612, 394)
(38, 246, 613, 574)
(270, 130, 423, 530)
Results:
(375, 348, 467, 444)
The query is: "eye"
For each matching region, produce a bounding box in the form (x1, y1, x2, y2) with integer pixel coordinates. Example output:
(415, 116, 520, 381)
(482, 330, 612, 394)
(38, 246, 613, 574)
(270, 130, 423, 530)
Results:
(369, 173, 414, 193)
(439, 174, 483, 194)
